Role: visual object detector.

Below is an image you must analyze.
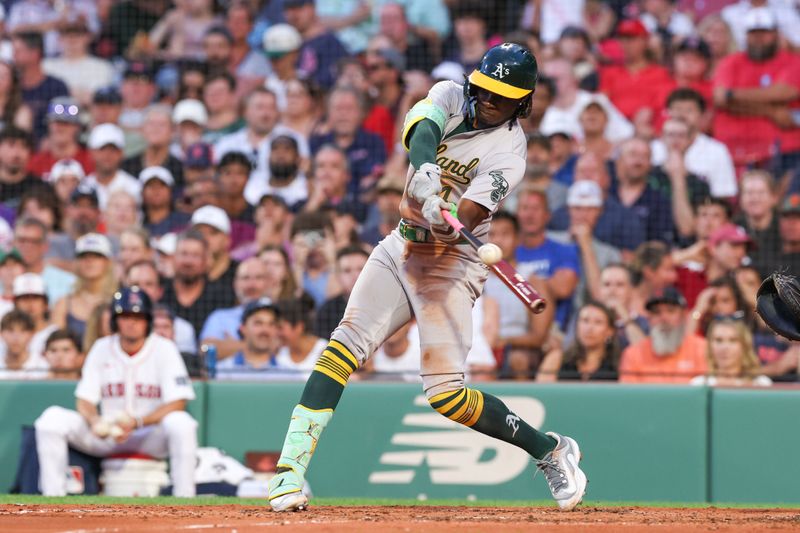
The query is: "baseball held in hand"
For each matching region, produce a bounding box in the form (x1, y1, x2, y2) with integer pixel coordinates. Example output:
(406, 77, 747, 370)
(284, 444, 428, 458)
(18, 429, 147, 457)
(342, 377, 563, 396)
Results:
(478, 243, 502, 265)
(92, 419, 111, 438)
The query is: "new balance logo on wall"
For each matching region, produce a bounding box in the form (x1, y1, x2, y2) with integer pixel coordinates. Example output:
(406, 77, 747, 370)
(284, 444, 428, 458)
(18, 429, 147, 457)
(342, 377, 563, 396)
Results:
(369, 396, 545, 485)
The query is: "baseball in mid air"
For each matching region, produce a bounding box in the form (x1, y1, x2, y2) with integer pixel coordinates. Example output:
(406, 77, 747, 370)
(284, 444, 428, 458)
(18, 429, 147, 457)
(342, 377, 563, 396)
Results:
(478, 243, 502, 265)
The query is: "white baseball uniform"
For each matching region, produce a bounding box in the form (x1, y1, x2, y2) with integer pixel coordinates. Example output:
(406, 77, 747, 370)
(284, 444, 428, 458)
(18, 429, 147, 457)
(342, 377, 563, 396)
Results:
(34, 333, 197, 496)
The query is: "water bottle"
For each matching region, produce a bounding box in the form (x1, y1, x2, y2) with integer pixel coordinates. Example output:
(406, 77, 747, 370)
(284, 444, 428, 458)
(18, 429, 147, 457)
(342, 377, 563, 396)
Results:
(202, 344, 217, 379)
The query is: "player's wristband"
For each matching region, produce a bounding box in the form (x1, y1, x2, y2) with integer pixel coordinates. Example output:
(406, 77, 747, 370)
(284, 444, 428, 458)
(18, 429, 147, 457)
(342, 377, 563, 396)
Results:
(135, 416, 144, 429)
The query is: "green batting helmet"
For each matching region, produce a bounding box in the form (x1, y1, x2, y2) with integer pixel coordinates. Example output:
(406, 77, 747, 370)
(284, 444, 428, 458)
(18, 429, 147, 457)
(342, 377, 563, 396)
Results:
(464, 43, 538, 123)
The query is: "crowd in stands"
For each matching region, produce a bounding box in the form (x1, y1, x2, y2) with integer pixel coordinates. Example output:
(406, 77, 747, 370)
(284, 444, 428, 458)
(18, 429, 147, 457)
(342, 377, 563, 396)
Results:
(0, 0, 798, 386)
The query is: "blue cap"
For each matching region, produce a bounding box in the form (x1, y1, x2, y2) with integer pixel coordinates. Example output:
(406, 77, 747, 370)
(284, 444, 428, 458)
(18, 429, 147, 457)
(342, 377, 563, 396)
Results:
(185, 142, 213, 168)
(241, 297, 279, 324)
(92, 86, 122, 105)
(70, 183, 99, 205)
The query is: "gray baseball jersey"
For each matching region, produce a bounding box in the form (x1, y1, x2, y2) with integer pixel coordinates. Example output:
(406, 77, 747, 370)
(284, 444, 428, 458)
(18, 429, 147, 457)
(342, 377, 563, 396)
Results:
(332, 81, 527, 395)
(399, 81, 527, 239)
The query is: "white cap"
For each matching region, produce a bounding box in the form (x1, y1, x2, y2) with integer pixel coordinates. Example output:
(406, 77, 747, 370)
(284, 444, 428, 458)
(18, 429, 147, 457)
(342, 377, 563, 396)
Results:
(745, 7, 777, 32)
(49, 159, 85, 182)
(191, 205, 231, 235)
(139, 166, 175, 187)
(75, 232, 112, 258)
(262, 23, 302, 56)
(431, 61, 465, 82)
(540, 116, 579, 139)
(579, 94, 610, 116)
(13, 273, 46, 298)
(156, 232, 177, 256)
(567, 180, 603, 208)
(172, 99, 208, 126)
(88, 123, 125, 150)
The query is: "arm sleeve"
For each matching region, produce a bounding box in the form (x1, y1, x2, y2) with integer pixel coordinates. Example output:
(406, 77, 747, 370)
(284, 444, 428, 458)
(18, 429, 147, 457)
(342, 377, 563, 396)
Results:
(401, 81, 460, 155)
(461, 153, 526, 214)
(407, 119, 442, 169)
(160, 340, 196, 404)
(74, 345, 102, 405)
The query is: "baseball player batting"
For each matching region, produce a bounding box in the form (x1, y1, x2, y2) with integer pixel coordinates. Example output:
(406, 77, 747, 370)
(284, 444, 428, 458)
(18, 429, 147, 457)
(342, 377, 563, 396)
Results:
(34, 286, 198, 497)
(268, 43, 587, 511)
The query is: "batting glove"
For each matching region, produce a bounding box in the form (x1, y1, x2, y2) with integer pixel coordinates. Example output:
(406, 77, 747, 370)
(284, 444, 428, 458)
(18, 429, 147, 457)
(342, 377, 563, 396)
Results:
(421, 195, 454, 227)
(408, 163, 442, 204)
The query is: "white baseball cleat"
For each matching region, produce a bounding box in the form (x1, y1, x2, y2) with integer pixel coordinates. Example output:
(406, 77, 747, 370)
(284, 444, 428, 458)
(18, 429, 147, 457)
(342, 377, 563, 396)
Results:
(535, 432, 587, 511)
(268, 468, 308, 512)
(269, 490, 308, 512)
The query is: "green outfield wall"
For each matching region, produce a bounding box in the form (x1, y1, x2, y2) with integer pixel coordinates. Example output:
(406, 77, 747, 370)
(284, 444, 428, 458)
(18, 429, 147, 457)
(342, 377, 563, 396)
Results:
(1, 381, 798, 503)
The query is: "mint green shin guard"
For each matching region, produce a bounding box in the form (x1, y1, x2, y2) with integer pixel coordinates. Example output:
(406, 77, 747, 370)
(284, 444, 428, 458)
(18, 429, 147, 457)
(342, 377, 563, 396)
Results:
(268, 405, 333, 500)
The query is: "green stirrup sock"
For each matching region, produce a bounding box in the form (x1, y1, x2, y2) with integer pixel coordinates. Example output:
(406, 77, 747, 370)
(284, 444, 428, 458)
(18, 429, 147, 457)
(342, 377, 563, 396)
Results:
(298, 339, 360, 410)
(429, 388, 557, 459)
(472, 392, 557, 459)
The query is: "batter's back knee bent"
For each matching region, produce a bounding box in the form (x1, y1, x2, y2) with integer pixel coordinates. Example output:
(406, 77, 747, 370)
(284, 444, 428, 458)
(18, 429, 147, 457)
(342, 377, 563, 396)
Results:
(422, 374, 485, 428)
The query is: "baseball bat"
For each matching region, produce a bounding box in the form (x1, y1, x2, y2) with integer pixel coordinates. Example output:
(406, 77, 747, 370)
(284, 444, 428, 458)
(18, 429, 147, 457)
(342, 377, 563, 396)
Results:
(441, 209, 547, 314)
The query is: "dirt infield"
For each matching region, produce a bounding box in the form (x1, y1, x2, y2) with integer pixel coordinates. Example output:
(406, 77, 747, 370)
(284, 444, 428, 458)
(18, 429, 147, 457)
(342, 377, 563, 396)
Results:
(3, 504, 799, 532)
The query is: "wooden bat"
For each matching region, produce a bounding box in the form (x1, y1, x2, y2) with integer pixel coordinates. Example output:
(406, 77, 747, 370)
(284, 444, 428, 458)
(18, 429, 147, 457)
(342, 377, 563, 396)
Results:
(441, 209, 547, 314)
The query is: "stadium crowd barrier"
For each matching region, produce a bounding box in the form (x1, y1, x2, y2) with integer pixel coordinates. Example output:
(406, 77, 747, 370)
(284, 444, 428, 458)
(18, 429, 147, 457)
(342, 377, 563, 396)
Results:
(1, 381, 798, 504)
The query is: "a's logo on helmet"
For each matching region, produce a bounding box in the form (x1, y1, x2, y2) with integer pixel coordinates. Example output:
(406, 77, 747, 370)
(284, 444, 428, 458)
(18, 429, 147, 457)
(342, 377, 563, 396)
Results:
(492, 62, 509, 79)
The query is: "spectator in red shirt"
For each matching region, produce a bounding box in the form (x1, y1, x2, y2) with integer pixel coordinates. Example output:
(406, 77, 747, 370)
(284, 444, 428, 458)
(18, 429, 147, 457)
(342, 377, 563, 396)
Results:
(676, 222, 751, 308)
(600, 19, 672, 135)
(28, 97, 94, 180)
(712, 7, 800, 171)
(363, 47, 404, 155)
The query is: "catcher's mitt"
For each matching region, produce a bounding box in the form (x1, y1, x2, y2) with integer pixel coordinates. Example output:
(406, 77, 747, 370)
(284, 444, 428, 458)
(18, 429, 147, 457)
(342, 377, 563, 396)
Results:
(756, 273, 800, 341)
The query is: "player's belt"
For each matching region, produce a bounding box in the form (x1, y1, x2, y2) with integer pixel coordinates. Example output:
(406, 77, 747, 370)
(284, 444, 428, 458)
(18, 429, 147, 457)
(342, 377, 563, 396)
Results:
(398, 219, 466, 244)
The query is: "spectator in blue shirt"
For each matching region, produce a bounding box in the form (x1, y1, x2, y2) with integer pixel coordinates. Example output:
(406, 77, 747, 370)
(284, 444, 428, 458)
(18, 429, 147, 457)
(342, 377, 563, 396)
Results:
(284, 0, 350, 90)
(515, 185, 580, 331)
(549, 152, 646, 254)
(215, 298, 282, 380)
(309, 86, 387, 200)
(200, 256, 270, 360)
(610, 138, 675, 244)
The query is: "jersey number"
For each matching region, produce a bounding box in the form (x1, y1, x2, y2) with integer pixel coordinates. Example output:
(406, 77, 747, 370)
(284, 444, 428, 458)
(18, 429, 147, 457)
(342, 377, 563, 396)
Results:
(440, 185, 453, 202)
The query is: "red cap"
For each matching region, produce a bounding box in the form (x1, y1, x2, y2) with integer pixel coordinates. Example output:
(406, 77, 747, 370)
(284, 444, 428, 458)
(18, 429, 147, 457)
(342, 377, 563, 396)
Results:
(709, 224, 752, 248)
(617, 19, 649, 38)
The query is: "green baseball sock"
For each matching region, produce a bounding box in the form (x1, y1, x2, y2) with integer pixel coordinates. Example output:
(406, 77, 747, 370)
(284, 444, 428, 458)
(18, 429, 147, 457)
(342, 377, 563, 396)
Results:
(429, 388, 557, 459)
(473, 391, 557, 459)
(298, 339, 359, 410)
